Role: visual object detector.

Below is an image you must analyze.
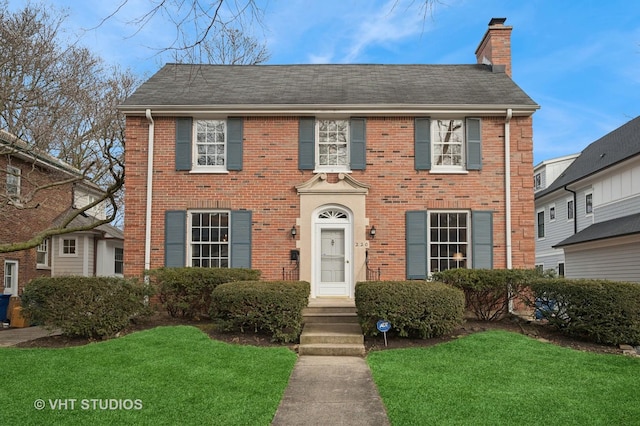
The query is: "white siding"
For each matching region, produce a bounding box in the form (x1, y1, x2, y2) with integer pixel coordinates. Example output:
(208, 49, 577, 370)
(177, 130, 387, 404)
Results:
(96, 239, 124, 277)
(52, 234, 93, 276)
(564, 237, 640, 282)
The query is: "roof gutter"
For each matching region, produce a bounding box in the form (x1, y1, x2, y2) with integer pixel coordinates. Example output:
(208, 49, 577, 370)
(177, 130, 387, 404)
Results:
(119, 104, 539, 117)
(144, 109, 154, 273)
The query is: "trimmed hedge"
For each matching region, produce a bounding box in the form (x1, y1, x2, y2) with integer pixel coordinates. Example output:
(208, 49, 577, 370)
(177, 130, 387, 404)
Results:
(355, 281, 465, 339)
(210, 280, 310, 343)
(148, 267, 261, 318)
(21, 276, 153, 338)
(529, 278, 640, 345)
(432, 268, 543, 320)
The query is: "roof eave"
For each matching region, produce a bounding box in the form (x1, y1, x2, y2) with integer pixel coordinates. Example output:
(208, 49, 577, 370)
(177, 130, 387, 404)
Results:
(118, 103, 539, 117)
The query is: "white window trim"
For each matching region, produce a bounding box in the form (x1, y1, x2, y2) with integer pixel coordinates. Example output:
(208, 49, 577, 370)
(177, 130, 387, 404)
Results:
(536, 208, 545, 240)
(187, 210, 231, 268)
(4, 260, 18, 296)
(114, 247, 124, 276)
(549, 204, 556, 222)
(36, 239, 50, 269)
(314, 119, 351, 173)
(427, 210, 470, 274)
(60, 237, 78, 257)
(585, 192, 593, 216)
(431, 119, 466, 173)
(567, 198, 575, 221)
(191, 119, 228, 173)
(534, 173, 541, 190)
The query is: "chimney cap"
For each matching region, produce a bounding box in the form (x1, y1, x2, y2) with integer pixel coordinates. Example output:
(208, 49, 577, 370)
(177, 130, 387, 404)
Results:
(489, 17, 507, 26)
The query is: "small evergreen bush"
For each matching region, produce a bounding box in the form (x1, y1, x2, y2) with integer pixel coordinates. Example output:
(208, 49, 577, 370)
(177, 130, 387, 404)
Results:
(210, 280, 310, 343)
(529, 278, 640, 345)
(148, 267, 260, 318)
(21, 276, 153, 338)
(355, 280, 465, 339)
(433, 268, 541, 320)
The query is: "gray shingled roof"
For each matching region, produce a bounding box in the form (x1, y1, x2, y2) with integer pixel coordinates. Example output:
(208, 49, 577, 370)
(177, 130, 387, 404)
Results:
(536, 116, 640, 199)
(554, 212, 640, 248)
(121, 63, 538, 109)
(53, 208, 124, 240)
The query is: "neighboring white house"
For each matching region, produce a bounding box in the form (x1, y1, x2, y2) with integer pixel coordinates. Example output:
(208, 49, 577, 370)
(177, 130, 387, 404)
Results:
(535, 116, 640, 281)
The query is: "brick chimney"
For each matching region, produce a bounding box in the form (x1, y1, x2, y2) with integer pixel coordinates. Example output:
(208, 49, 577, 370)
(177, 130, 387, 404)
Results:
(475, 18, 513, 77)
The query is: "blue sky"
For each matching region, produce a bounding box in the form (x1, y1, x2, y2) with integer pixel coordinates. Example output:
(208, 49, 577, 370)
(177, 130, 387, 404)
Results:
(17, 0, 640, 164)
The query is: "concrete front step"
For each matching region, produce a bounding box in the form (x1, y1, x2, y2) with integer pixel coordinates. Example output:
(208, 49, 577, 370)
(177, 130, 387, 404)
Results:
(303, 313, 359, 324)
(298, 343, 366, 357)
(300, 323, 364, 345)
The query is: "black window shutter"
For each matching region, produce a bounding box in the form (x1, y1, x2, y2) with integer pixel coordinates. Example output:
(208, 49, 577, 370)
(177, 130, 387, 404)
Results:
(414, 118, 431, 170)
(350, 118, 366, 170)
(471, 210, 493, 268)
(406, 210, 428, 279)
(227, 117, 243, 171)
(466, 118, 482, 170)
(230, 210, 252, 268)
(165, 210, 186, 267)
(175, 118, 193, 171)
(299, 117, 315, 170)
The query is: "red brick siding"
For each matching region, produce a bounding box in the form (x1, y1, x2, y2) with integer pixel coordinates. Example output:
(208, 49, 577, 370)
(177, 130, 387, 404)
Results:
(124, 114, 535, 280)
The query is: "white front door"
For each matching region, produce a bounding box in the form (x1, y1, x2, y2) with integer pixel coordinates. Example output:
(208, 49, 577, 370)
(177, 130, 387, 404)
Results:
(316, 225, 351, 296)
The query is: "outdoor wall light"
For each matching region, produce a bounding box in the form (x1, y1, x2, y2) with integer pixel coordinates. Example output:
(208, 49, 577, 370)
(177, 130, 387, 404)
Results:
(369, 225, 376, 239)
(291, 226, 297, 239)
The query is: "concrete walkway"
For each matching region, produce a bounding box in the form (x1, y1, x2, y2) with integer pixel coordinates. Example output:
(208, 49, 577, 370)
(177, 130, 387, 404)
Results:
(0, 326, 61, 347)
(272, 356, 390, 426)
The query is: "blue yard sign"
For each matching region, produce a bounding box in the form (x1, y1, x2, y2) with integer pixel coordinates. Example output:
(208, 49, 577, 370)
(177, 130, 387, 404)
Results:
(376, 320, 391, 346)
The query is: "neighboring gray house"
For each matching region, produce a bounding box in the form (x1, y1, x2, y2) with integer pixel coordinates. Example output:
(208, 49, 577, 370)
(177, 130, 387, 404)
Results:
(533, 153, 578, 274)
(534, 116, 640, 281)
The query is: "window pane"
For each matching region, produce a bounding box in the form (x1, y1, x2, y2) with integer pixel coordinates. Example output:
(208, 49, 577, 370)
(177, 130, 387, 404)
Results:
(190, 212, 230, 269)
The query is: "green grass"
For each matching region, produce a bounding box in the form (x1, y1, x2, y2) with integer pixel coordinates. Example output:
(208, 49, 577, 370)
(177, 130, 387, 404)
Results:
(0, 326, 297, 425)
(368, 330, 640, 425)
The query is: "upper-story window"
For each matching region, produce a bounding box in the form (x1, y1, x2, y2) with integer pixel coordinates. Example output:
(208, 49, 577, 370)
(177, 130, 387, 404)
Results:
(549, 204, 556, 221)
(432, 119, 464, 170)
(6, 165, 20, 198)
(194, 120, 226, 171)
(534, 173, 541, 190)
(567, 199, 574, 220)
(316, 119, 349, 172)
(537, 209, 545, 239)
(585, 193, 593, 215)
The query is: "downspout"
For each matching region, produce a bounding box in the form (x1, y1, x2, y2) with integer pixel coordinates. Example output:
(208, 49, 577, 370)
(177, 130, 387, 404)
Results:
(564, 185, 578, 234)
(144, 109, 154, 275)
(504, 108, 513, 269)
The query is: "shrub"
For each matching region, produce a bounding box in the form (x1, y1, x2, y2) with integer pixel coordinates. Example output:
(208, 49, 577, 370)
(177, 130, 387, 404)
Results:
(529, 278, 640, 345)
(21, 276, 153, 338)
(148, 267, 261, 318)
(432, 268, 541, 320)
(210, 281, 310, 343)
(355, 281, 465, 339)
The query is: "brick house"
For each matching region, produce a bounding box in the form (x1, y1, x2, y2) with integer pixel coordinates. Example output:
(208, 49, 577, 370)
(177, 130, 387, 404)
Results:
(120, 18, 538, 299)
(1, 131, 124, 298)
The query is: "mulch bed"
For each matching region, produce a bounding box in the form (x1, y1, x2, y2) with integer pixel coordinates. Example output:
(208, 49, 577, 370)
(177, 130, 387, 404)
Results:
(10, 312, 628, 356)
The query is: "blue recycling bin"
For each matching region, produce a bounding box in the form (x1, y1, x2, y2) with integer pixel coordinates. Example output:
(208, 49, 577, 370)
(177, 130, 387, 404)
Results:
(0, 294, 11, 322)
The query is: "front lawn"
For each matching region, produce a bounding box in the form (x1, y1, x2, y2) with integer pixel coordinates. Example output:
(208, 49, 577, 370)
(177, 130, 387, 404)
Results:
(0, 326, 297, 425)
(368, 330, 640, 425)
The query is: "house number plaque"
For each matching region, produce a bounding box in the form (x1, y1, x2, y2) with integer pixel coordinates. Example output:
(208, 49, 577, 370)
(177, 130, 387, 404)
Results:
(355, 241, 370, 248)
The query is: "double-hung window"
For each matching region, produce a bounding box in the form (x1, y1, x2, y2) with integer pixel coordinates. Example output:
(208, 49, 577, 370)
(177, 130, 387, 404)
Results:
(189, 212, 229, 268)
(317, 119, 349, 171)
(37, 239, 49, 268)
(585, 193, 593, 215)
(6, 165, 20, 198)
(567, 199, 574, 220)
(429, 212, 469, 272)
(432, 119, 464, 170)
(114, 247, 124, 275)
(534, 173, 541, 190)
(194, 120, 226, 171)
